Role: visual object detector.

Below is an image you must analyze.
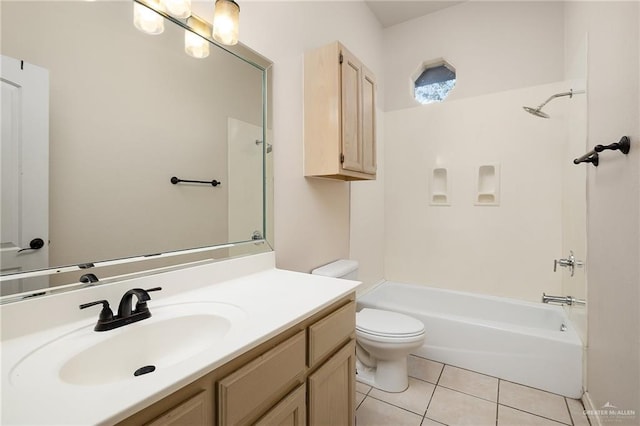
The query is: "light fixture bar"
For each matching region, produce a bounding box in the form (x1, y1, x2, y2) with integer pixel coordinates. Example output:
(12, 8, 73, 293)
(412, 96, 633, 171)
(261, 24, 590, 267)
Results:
(132, 0, 269, 70)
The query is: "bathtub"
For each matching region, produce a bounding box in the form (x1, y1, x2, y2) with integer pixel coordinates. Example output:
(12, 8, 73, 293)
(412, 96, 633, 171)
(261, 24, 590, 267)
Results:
(357, 281, 583, 398)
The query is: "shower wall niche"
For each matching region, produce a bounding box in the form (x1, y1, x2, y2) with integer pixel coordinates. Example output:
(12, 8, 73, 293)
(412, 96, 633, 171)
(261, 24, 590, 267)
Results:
(429, 167, 450, 205)
(475, 164, 500, 206)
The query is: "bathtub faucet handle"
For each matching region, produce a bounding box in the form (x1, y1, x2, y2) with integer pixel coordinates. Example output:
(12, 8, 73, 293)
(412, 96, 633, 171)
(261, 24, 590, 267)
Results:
(553, 251, 583, 277)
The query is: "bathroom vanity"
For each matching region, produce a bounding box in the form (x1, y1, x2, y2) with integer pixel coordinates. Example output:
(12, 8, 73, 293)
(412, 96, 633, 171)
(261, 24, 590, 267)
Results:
(0, 253, 359, 425)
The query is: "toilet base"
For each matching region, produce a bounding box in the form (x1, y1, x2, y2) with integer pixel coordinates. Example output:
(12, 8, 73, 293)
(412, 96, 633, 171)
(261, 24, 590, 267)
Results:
(355, 358, 409, 393)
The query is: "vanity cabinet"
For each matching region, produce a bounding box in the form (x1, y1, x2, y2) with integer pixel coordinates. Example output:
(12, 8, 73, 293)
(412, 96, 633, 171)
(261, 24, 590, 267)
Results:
(304, 41, 377, 181)
(116, 295, 355, 426)
(308, 340, 356, 425)
(146, 391, 212, 426)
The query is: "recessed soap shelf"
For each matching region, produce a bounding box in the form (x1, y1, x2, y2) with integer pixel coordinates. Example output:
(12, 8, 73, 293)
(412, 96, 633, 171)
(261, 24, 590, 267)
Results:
(475, 164, 500, 206)
(430, 168, 450, 206)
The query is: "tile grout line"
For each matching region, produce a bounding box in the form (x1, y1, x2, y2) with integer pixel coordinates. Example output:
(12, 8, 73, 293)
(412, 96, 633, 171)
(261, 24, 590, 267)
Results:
(363, 393, 431, 418)
(500, 377, 572, 399)
(496, 379, 501, 426)
(565, 397, 575, 426)
(436, 383, 499, 405)
(499, 403, 573, 425)
(421, 364, 446, 423)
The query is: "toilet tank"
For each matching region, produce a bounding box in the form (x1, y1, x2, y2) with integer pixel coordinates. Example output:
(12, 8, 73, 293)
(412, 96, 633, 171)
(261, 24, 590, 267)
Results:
(311, 260, 359, 280)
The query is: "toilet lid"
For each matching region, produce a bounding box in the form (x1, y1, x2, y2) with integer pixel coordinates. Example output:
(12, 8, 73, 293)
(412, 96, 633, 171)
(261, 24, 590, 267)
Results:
(356, 308, 425, 338)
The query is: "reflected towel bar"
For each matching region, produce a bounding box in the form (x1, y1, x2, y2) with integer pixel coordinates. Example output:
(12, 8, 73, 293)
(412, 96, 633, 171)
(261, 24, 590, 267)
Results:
(170, 176, 221, 187)
(573, 136, 630, 167)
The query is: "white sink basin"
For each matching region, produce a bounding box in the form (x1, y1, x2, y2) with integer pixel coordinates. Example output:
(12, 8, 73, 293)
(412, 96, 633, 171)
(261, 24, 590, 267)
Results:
(10, 302, 245, 387)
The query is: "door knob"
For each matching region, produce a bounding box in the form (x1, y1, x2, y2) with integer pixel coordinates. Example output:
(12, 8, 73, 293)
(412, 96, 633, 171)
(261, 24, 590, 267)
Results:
(17, 238, 45, 253)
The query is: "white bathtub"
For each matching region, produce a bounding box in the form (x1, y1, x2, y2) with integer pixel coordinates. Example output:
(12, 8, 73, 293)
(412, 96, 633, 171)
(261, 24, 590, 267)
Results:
(357, 281, 583, 398)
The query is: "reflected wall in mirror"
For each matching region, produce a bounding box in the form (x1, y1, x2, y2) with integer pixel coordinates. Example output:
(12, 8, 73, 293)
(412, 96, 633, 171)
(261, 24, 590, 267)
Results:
(0, 1, 272, 298)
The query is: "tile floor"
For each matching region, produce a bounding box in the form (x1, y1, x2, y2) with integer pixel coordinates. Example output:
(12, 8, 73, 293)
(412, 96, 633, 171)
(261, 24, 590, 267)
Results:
(355, 355, 591, 426)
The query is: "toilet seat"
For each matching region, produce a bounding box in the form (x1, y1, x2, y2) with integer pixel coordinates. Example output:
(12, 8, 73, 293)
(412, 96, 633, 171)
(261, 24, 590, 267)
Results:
(356, 308, 425, 339)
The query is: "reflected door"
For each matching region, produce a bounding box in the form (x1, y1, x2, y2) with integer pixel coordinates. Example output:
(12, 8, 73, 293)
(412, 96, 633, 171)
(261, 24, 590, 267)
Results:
(1, 56, 49, 295)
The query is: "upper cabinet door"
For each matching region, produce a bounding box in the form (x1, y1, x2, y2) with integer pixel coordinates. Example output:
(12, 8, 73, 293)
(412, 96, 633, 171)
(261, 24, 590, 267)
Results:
(340, 50, 362, 173)
(361, 66, 376, 175)
(303, 41, 376, 181)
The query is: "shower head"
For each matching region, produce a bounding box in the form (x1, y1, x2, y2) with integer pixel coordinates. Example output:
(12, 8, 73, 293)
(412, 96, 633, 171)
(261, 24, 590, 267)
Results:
(522, 106, 550, 119)
(522, 88, 585, 119)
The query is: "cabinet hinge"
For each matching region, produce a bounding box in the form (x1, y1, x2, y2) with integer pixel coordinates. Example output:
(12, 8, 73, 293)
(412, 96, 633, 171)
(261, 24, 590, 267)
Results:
(339, 53, 343, 64)
(340, 153, 345, 163)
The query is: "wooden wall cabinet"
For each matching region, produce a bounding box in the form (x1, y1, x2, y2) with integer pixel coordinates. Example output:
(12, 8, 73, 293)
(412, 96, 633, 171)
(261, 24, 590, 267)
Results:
(304, 41, 377, 181)
(117, 296, 356, 426)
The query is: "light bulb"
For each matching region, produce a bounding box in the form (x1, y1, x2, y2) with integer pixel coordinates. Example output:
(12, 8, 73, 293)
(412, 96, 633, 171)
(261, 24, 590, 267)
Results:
(212, 0, 239, 46)
(165, 0, 191, 19)
(185, 31, 210, 59)
(133, 2, 164, 35)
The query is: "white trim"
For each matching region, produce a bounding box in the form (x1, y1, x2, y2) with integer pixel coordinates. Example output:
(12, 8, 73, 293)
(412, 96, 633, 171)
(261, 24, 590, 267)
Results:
(582, 391, 602, 426)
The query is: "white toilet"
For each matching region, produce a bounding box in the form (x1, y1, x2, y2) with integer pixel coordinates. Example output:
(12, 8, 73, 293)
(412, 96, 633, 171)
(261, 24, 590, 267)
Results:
(311, 260, 426, 393)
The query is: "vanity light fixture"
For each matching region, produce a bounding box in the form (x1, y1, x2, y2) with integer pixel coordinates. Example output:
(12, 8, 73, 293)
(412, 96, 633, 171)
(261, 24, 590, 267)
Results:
(185, 30, 210, 58)
(133, 1, 165, 35)
(165, 0, 191, 19)
(212, 0, 240, 46)
(133, 0, 240, 50)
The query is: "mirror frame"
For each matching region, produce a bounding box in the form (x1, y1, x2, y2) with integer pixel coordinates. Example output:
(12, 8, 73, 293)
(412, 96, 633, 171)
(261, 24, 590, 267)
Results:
(0, 0, 274, 303)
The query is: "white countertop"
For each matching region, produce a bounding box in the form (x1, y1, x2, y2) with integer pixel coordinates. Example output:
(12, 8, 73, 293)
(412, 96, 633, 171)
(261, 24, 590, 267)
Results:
(0, 252, 360, 425)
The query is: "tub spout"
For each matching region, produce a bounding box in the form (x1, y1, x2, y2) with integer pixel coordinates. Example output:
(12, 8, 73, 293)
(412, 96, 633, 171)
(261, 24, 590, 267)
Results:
(542, 293, 586, 306)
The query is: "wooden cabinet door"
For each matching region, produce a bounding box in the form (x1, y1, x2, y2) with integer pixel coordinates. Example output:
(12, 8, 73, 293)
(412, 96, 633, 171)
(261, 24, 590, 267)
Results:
(145, 391, 211, 426)
(307, 340, 356, 426)
(361, 66, 377, 175)
(340, 49, 362, 173)
(255, 384, 306, 426)
(218, 331, 306, 425)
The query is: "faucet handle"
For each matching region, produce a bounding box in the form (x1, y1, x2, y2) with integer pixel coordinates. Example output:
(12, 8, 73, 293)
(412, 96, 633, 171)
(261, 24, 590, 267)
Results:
(79, 300, 114, 321)
(134, 287, 162, 312)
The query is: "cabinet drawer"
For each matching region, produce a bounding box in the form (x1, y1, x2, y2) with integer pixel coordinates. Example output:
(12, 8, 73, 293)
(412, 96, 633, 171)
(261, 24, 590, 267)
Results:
(308, 301, 355, 367)
(218, 331, 306, 425)
(255, 384, 306, 426)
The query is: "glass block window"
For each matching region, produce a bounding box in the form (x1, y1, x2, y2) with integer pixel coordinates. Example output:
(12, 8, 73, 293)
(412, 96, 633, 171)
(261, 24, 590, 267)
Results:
(414, 63, 456, 104)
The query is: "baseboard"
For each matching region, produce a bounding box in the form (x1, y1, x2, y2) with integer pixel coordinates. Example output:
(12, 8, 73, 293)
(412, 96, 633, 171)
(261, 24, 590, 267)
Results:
(582, 391, 602, 426)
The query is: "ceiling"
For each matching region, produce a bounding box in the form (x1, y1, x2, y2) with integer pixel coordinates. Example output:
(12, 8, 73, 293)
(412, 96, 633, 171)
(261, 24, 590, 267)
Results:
(365, 1, 466, 28)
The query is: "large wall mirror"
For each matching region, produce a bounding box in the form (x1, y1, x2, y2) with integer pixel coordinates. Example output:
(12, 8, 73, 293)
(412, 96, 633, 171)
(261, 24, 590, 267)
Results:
(0, 1, 273, 300)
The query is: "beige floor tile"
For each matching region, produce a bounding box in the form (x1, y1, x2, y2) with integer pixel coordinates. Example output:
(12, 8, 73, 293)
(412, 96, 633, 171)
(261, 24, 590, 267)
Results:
(408, 356, 444, 384)
(499, 381, 571, 424)
(426, 386, 497, 426)
(369, 377, 436, 415)
(356, 381, 372, 394)
(498, 405, 566, 426)
(439, 365, 498, 402)
(356, 396, 423, 426)
(356, 392, 367, 409)
(566, 398, 590, 426)
(421, 417, 446, 426)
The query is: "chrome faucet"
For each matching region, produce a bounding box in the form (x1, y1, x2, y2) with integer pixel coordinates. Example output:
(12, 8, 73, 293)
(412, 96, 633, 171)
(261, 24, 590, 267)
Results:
(542, 293, 586, 306)
(553, 250, 583, 277)
(80, 287, 162, 331)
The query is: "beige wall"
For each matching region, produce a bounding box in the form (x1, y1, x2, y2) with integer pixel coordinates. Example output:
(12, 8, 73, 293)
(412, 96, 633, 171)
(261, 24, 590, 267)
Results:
(564, 1, 640, 418)
(238, 1, 385, 284)
(383, 1, 565, 111)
